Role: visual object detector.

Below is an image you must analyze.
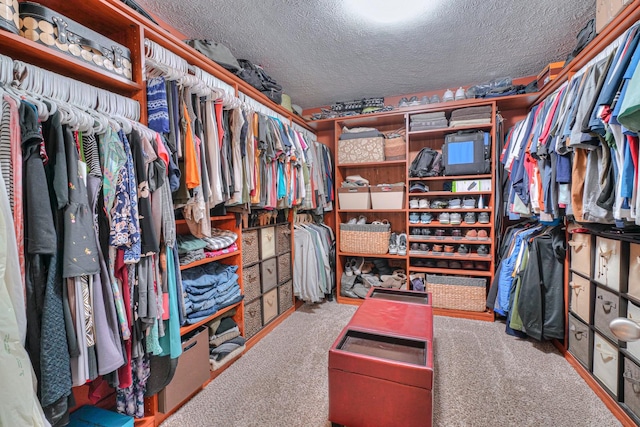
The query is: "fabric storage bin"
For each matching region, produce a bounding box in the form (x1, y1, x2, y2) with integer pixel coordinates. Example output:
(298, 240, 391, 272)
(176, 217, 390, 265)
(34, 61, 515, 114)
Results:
(276, 224, 291, 255)
(627, 301, 640, 362)
(262, 288, 278, 324)
(594, 286, 619, 342)
(244, 298, 263, 339)
(569, 232, 591, 277)
(261, 257, 278, 292)
(339, 223, 390, 255)
(568, 314, 591, 369)
(278, 253, 291, 283)
(593, 332, 619, 397)
(158, 328, 210, 413)
(425, 275, 486, 312)
(594, 236, 621, 291)
(278, 280, 293, 314)
(337, 136, 384, 164)
(260, 226, 276, 259)
(242, 264, 261, 303)
(338, 187, 371, 210)
(370, 184, 405, 210)
(242, 229, 259, 266)
(569, 273, 591, 323)
(623, 357, 640, 419)
(629, 243, 640, 299)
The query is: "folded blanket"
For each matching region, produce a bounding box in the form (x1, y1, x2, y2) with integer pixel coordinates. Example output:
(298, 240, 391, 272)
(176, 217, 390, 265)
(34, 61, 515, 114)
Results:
(411, 112, 446, 120)
(210, 326, 240, 347)
(210, 336, 247, 361)
(205, 242, 238, 258)
(450, 105, 492, 118)
(209, 344, 246, 371)
(177, 234, 209, 254)
(202, 228, 238, 251)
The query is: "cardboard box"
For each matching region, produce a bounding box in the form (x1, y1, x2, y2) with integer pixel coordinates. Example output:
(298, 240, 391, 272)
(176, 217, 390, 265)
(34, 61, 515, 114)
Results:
(537, 61, 565, 89)
(370, 184, 404, 209)
(69, 406, 134, 427)
(596, 0, 631, 33)
(338, 186, 371, 210)
(451, 179, 491, 193)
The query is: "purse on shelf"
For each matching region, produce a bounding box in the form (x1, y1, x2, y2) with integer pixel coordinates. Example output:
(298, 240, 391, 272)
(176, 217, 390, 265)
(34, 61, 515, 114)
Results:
(0, 0, 19, 35)
(18, 2, 133, 80)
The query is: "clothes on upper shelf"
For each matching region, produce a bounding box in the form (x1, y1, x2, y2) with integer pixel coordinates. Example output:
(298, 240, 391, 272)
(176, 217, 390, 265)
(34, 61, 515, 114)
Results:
(449, 105, 492, 128)
(177, 230, 238, 265)
(501, 22, 640, 225)
(409, 111, 448, 131)
(293, 222, 335, 303)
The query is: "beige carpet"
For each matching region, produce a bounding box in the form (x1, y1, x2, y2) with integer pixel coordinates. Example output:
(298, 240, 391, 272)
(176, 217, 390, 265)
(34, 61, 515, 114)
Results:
(161, 301, 620, 427)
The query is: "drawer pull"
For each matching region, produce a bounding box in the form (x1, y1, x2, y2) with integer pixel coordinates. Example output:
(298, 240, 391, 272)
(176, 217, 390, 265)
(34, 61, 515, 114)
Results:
(568, 240, 586, 252)
(183, 341, 198, 352)
(599, 246, 613, 260)
(570, 281, 584, 296)
(245, 237, 255, 245)
(595, 343, 616, 362)
(570, 324, 585, 340)
(267, 267, 273, 275)
(599, 299, 616, 314)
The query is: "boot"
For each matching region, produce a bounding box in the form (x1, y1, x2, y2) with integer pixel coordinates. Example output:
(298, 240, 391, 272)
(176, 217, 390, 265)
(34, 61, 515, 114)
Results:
(340, 273, 358, 299)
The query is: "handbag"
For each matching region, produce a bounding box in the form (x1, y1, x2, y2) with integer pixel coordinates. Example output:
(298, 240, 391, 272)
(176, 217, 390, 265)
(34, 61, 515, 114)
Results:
(186, 39, 241, 73)
(0, 0, 19, 34)
(384, 128, 406, 161)
(18, 2, 132, 80)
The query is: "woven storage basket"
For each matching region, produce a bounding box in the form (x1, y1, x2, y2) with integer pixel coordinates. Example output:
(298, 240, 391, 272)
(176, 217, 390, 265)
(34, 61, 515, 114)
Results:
(278, 254, 291, 283)
(384, 128, 406, 161)
(242, 264, 261, 303)
(278, 280, 293, 314)
(276, 224, 291, 254)
(242, 229, 259, 266)
(426, 275, 486, 311)
(339, 223, 390, 255)
(244, 298, 263, 339)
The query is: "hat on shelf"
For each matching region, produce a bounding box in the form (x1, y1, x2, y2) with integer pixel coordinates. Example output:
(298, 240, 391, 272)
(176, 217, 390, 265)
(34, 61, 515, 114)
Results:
(409, 182, 429, 193)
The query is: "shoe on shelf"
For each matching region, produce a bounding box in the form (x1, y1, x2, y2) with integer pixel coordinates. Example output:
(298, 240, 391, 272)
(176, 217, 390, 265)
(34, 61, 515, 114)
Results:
(477, 245, 489, 256)
(455, 86, 466, 100)
(389, 232, 398, 255)
(357, 215, 368, 225)
(462, 261, 475, 270)
(398, 97, 409, 108)
(353, 257, 365, 275)
(419, 198, 430, 209)
(347, 217, 357, 224)
(410, 242, 420, 252)
(436, 260, 449, 268)
(422, 228, 432, 236)
(448, 198, 461, 209)
(435, 229, 446, 239)
(475, 262, 489, 271)
(438, 212, 450, 224)
(464, 212, 477, 224)
(397, 233, 408, 256)
(432, 244, 443, 254)
(345, 259, 356, 276)
(411, 227, 422, 237)
(463, 197, 476, 209)
(458, 244, 469, 255)
(408, 96, 420, 106)
(478, 212, 490, 224)
(421, 212, 433, 224)
(451, 229, 462, 239)
(409, 213, 420, 224)
(450, 212, 462, 225)
(430, 94, 441, 104)
(443, 88, 454, 102)
(478, 229, 489, 240)
(431, 199, 448, 209)
(419, 243, 429, 252)
(409, 199, 420, 209)
(465, 229, 478, 240)
(444, 244, 455, 254)
(420, 96, 430, 105)
(449, 261, 462, 269)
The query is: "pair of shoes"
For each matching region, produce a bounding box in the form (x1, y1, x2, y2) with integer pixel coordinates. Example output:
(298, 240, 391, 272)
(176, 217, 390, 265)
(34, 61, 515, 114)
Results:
(347, 215, 368, 225)
(409, 213, 420, 224)
(466, 229, 488, 240)
(431, 199, 448, 209)
(443, 89, 454, 102)
(450, 212, 462, 225)
(380, 270, 407, 289)
(451, 229, 462, 239)
(476, 245, 489, 256)
(430, 94, 441, 104)
(420, 96, 429, 105)
(478, 212, 490, 224)
(398, 97, 409, 108)
(421, 213, 433, 224)
(455, 87, 466, 100)
(444, 244, 455, 254)
(409, 198, 429, 209)
(464, 212, 476, 224)
(435, 229, 446, 239)
(458, 244, 469, 254)
(438, 212, 450, 224)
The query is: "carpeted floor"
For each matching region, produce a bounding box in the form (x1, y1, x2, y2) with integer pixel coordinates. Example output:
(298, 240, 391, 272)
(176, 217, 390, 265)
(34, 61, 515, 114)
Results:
(161, 301, 621, 427)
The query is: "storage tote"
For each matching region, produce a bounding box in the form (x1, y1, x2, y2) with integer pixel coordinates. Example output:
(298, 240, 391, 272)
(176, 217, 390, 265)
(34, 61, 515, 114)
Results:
(426, 274, 486, 311)
(242, 229, 259, 266)
(338, 186, 371, 210)
(370, 184, 405, 210)
(337, 137, 384, 164)
(278, 280, 293, 314)
(339, 223, 390, 255)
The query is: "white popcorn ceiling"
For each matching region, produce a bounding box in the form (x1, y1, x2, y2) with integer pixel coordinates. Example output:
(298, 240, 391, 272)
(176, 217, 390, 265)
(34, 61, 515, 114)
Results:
(137, 0, 596, 109)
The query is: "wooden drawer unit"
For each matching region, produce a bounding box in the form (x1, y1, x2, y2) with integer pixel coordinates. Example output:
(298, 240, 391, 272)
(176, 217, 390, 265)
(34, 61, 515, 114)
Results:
(244, 298, 263, 339)
(569, 232, 591, 277)
(278, 280, 293, 314)
(629, 243, 640, 299)
(627, 301, 640, 362)
(594, 286, 619, 342)
(242, 229, 259, 266)
(262, 288, 278, 325)
(593, 332, 619, 397)
(569, 272, 591, 323)
(243, 264, 261, 303)
(568, 314, 591, 369)
(260, 226, 276, 259)
(276, 224, 291, 254)
(261, 257, 278, 293)
(594, 237, 622, 291)
(278, 253, 291, 283)
(623, 357, 640, 420)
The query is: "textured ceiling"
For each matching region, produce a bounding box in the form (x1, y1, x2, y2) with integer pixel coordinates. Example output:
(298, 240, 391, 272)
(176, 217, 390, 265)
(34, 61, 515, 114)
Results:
(137, 0, 596, 109)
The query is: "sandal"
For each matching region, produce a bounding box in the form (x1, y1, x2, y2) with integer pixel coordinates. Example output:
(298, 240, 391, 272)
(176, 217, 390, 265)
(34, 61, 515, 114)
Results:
(357, 215, 368, 225)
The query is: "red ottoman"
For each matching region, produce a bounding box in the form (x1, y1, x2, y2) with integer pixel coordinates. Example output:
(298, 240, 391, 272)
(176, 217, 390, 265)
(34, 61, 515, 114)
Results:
(328, 328, 433, 427)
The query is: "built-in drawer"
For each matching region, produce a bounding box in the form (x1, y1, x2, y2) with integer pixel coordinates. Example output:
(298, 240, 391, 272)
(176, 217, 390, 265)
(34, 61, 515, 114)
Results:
(594, 286, 619, 343)
(242, 264, 261, 303)
(242, 230, 259, 266)
(569, 273, 591, 323)
(593, 332, 619, 397)
(594, 237, 621, 291)
(260, 226, 276, 259)
(276, 224, 291, 255)
(278, 253, 291, 283)
(262, 288, 278, 325)
(278, 280, 293, 314)
(568, 314, 591, 369)
(244, 298, 263, 339)
(623, 357, 640, 419)
(627, 301, 640, 362)
(261, 257, 278, 293)
(569, 232, 591, 277)
(629, 243, 640, 299)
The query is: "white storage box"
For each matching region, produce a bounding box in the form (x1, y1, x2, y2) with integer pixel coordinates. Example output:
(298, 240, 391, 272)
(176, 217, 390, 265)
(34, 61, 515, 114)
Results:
(593, 332, 619, 396)
(452, 179, 491, 193)
(594, 237, 621, 291)
(338, 187, 371, 210)
(629, 243, 640, 299)
(370, 184, 405, 210)
(627, 301, 640, 361)
(569, 272, 591, 323)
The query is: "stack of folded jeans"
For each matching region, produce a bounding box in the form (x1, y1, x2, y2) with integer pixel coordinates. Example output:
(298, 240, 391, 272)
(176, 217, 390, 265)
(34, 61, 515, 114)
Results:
(410, 112, 448, 131)
(181, 262, 244, 325)
(449, 106, 492, 127)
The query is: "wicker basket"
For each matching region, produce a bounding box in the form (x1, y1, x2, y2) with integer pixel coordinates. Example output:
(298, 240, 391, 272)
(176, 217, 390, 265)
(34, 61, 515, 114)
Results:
(384, 128, 406, 161)
(242, 230, 259, 266)
(426, 275, 486, 312)
(339, 223, 390, 255)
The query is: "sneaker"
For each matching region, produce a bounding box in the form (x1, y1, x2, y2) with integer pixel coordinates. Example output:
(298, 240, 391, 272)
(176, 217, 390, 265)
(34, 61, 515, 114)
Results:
(455, 87, 466, 100)
(418, 198, 429, 209)
(397, 233, 408, 256)
(422, 228, 432, 236)
(449, 212, 462, 225)
(410, 242, 420, 252)
(458, 244, 469, 255)
(398, 97, 409, 108)
(432, 244, 443, 254)
(438, 212, 450, 224)
(478, 212, 490, 224)
(462, 261, 474, 270)
(408, 96, 420, 106)
(448, 198, 461, 209)
(477, 245, 489, 256)
(465, 229, 478, 240)
(409, 199, 420, 209)
(449, 261, 462, 269)
(357, 215, 368, 225)
(443, 88, 454, 102)
(478, 230, 489, 240)
(431, 199, 448, 209)
(419, 243, 429, 252)
(451, 229, 462, 239)
(411, 227, 422, 237)
(421, 213, 433, 224)
(464, 212, 476, 224)
(436, 260, 449, 268)
(347, 217, 358, 225)
(409, 213, 420, 224)
(475, 262, 489, 271)
(444, 244, 455, 254)
(462, 197, 476, 209)
(420, 96, 430, 105)
(388, 233, 398, 255)
(434, 229, 446, 239)
(430, 94, 441, 104)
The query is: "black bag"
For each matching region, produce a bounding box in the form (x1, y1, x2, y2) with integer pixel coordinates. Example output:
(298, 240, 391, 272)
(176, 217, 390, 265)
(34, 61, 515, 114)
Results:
(442, 131, 491, 175)
(236, 59, 283, 104)
(186, 39, 242, 73)
(566, 19, 596, 64)
(409, 147, 443, 178)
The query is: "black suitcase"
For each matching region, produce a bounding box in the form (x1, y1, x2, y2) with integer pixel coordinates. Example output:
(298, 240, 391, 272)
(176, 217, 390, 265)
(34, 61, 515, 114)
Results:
(442, 131, 491, 176)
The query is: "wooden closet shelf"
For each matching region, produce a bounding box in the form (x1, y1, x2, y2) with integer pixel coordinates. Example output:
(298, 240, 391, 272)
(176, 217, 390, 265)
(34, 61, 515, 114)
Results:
(407, 208, 492, 213)
(432, 307, 495, 322)
(408, 266, 493, 277)
(338, 251, 406, 259)
(407, 123, 492, 136)
(417, 190, 492, 196)
(408, 237, 492, 245)
(408, 253, 492, 261)
(337, 160, 407, 168)
(174, 214, 236, 226)
(179, 301, 242, 336)
(409, 223, 492, 228)
(179, 251, 239, 270)
(408, 174, 492, 181)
